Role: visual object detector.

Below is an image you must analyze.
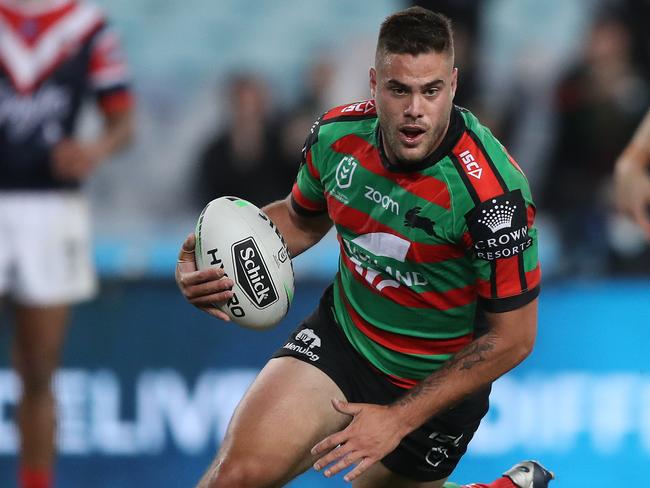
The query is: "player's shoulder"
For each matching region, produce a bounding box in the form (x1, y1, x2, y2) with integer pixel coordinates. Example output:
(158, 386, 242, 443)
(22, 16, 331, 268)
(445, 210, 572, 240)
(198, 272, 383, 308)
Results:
(322, 99, 377, 122)
(308, 99, 377, 148)
(454, 107, 531, 195)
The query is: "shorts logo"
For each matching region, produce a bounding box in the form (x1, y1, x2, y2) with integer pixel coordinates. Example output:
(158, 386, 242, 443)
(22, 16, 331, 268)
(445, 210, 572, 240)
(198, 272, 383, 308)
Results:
(336, 156, 358, 189)
(283, 328, 321, 362)
(425, 432, 464, 468)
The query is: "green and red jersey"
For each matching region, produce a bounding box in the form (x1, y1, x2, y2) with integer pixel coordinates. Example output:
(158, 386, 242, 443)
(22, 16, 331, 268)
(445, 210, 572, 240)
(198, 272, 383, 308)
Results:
(291, 100, 540, 388)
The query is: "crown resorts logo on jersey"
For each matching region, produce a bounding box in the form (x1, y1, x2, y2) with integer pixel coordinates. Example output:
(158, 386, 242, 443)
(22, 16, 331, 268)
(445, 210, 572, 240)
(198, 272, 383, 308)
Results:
(232, 237, 278, 308)
(466, 190, 533, 261)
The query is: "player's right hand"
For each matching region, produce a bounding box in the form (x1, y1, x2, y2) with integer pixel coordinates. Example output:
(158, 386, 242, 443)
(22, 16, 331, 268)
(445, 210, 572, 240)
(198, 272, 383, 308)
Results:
(614, 159, 650, 239)
(175, 233, 234, 320)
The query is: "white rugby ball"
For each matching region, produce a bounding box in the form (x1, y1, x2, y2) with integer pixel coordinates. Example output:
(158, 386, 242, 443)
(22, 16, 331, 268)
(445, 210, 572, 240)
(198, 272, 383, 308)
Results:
(194, 196, 294, 329)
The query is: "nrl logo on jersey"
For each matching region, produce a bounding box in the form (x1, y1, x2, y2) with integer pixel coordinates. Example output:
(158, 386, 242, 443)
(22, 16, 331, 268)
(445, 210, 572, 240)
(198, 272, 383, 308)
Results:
(335, 156, 358, 189)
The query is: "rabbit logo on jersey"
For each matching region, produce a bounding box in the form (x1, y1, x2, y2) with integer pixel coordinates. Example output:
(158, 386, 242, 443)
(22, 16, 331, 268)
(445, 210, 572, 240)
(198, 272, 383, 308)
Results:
(283, 328, 321, 361)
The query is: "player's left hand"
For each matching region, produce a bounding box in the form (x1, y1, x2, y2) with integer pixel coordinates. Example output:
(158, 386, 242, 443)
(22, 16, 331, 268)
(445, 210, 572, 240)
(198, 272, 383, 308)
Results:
(311, 398, 408, 482)
(51, 138, 102, 181)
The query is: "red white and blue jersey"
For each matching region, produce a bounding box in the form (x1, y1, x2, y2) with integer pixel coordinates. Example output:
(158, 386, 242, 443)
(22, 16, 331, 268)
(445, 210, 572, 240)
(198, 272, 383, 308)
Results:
(0, 0, 133, 190)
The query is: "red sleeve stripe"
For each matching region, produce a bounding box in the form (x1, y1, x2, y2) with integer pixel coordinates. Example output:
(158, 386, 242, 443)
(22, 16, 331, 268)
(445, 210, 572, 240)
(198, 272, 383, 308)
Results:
(451, 131, 507, 203)
(527, 204, 536, 227)
(505, 148, 525, 175)
(526, 264, 541, 289)
(291, 183, 326, 212)
(98, 90, 133, 114)
(338, 235, 477, 310)
(332, 135, 450, 210)
(305, 151, 320, 179)
(327, 194, 464, 263)
(495, 256, 524, 297)
(338, 285, 474, 356)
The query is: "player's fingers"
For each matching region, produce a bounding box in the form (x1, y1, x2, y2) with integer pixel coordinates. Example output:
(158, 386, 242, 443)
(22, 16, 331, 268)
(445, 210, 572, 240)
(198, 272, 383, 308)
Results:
(189, 290, 234, 307)
(177, 234, 198, 273)
(311, 431, 347, 456)
(178, 267, 227, 289)
(183, 277, 234, 299)
(319, 449, 360, 478)
(343, 457, 373, 482)
(632, 203, 650, 239)
(331, 397, 362, 416)
(202, 306, 232, 321)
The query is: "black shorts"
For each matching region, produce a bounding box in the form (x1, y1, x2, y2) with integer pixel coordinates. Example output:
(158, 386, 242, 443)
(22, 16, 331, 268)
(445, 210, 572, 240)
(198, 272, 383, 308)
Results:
(272, 286, 491, 482)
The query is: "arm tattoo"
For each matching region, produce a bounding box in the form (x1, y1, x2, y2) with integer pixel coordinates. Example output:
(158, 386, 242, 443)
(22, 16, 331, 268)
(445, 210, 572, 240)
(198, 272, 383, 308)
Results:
(394, 333, 498, 407)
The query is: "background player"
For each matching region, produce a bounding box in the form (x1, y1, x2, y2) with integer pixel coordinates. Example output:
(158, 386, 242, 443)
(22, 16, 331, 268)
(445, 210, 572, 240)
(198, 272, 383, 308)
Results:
(0, 1, 134, 487)
(614, 107, 650, 238)
(177, 7, 551, 488)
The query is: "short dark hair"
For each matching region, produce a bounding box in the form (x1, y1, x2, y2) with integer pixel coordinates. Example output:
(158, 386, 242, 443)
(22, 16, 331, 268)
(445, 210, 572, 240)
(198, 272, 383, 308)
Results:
(376, 6, 454, 59)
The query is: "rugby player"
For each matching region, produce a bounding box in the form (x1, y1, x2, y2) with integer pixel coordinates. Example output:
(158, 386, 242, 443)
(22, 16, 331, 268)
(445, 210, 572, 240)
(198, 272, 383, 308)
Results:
(177, 7, 552, 488)
(0, 1, 134, 487)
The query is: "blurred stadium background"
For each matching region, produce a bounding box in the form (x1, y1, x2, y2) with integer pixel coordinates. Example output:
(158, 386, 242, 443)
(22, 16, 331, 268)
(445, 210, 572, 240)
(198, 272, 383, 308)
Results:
(1, 0, 649, 486)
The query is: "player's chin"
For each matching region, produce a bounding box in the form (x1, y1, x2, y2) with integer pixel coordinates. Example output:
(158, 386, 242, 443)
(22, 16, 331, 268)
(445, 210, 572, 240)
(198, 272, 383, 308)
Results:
(394, 146, 430, 164)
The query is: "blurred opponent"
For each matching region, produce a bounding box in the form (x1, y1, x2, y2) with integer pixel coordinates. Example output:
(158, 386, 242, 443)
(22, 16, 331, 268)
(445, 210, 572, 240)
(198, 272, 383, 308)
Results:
(614, 107, 650, 238)
(0, 1, 134, 487)
(177, 7, 551, 488)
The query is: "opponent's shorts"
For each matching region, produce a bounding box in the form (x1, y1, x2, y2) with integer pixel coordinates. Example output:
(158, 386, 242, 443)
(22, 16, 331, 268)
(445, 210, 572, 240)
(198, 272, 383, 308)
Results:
(273, 286, 490, 482)
(0, 191, 98, 306)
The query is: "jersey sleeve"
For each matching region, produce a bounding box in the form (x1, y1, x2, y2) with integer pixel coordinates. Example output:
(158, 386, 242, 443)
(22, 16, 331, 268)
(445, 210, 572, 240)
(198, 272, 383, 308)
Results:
(463, 189, 541, 312)
(449, 126, 541, 313)
(290, 115, 328, 217)
(88, 24, 134, 114)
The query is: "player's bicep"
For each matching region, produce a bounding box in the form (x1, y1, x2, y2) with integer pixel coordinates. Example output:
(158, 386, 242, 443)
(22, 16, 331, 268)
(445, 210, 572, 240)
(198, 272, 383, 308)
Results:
(464, 189, 541, 313)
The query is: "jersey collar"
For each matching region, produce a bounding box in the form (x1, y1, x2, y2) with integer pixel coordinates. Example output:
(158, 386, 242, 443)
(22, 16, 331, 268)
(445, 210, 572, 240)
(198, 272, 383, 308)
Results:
(376, 105, 465, 173)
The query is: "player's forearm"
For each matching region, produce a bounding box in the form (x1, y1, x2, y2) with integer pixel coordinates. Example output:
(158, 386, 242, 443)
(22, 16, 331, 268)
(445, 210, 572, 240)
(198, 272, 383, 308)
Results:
(93, 109, 135, 161)
(616, 109, 650, 173)
(389, 306, 536, 434)
(262, 196, 332, 258)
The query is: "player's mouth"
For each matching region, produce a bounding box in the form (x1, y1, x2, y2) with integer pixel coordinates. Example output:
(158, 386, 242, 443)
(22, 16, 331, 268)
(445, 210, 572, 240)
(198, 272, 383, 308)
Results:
(398, 125, 426, 146)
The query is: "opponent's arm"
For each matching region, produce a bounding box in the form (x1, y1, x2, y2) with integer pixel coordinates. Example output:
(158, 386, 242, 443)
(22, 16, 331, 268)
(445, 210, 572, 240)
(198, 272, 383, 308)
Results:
(312, 299, 537, 481)
(614, 108, 650, 237)
(262, 194, 333, 258)
(52, 108, 135, 181)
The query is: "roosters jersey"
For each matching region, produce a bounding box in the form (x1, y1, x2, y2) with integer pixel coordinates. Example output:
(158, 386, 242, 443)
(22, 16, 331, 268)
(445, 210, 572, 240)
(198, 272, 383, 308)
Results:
(291, 101, 540, 387)
(0, 0, 132, 190)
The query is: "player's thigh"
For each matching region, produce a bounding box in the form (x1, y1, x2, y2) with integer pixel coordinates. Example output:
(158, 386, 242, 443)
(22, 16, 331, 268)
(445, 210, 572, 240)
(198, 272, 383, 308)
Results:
(219, 356, 350, 477)
(353, 462, 447, 488)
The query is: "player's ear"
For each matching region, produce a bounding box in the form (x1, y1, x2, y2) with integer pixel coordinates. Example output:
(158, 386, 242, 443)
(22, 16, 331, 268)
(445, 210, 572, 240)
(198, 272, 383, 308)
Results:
(369, 67, 377, 98)
(450, 67, 458, 99)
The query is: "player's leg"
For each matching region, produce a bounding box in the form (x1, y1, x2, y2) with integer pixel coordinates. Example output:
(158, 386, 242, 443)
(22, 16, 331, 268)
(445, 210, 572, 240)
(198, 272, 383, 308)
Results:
(12, 304, 69, 488)
(354, 462, 448, 488)
(197, 356, 351, 488)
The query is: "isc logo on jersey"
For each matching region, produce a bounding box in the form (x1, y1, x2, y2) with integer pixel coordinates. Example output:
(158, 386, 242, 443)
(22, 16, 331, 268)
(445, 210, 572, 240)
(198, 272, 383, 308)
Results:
(232, 238, 278, 308)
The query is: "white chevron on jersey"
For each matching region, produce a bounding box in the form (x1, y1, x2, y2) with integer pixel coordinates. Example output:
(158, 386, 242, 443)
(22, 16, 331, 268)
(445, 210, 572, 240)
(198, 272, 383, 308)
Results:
(0, 2, 104, 93)
(351, 232, 410, 262)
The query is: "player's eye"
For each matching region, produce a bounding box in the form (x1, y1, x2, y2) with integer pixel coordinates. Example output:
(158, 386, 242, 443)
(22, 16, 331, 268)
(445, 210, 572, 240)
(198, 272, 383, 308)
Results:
(391, 87, 406, 96)
(424, 88, 439, 97)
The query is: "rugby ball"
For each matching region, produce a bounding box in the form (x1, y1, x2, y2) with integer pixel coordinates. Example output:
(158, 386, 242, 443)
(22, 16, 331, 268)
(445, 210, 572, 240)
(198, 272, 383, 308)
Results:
(194, 196, 294, 329)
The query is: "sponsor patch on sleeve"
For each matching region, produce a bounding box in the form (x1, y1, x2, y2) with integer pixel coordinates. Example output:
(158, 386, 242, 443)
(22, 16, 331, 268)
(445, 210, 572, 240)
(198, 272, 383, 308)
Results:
(465, 190, 533, 261)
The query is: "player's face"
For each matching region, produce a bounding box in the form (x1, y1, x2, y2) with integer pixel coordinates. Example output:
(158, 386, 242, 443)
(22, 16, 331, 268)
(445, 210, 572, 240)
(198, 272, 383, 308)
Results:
(370, 50, 457, 165)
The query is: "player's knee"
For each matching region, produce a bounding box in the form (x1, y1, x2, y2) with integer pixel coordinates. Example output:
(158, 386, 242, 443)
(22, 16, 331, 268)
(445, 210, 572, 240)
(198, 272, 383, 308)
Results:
(12, 354, 56, 396)
(208, 456, 286, 488)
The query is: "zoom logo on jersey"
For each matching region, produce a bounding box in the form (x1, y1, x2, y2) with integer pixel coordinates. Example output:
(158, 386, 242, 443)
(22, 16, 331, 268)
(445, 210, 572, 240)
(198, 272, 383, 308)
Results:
(466, 190, 533, 261)
(232, 238, 278, 308)
(364, 185, 399, 214)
